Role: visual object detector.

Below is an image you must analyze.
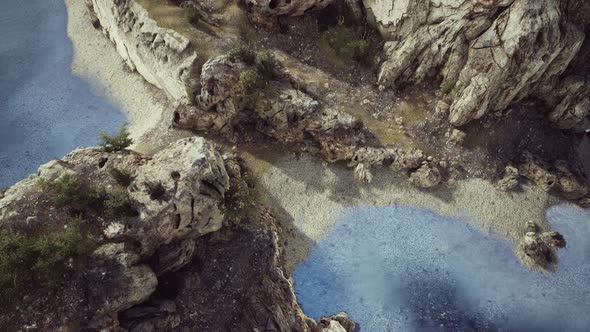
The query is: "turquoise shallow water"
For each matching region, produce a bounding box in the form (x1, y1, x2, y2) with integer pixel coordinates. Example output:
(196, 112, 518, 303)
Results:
(294, 205, 590, 331)
(0, 0, 125, 188)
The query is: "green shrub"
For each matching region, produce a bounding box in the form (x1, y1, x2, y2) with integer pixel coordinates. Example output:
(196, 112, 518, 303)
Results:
(0, 221, 94, 293)
(255, 51, 279, 81)
(322, 25, 369, 63)
(229, 43, 256, 66)
(238, 69, 265, 96)
(39, 174, 85, 207)
(100, 124, 133, 153)
(109, 168, 133, 187)
(105, 190, 137, 217)
(38, 174, 106, 209)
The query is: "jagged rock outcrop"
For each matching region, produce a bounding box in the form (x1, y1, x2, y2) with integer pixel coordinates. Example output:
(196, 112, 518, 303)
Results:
(369, 0, 590, 128)
(128, 137, 230, 255)
(88, 243, 158, 327)
(0, 137, 231, 329)
(496, 165, 519, 191)
(89, 0, 201, 102)
(176, 55, 442, 186)
(518, 152, 589, 200)
(316, 312, 356, 332)
(0, 138, 352, 331)
(409, 162, 443, 189)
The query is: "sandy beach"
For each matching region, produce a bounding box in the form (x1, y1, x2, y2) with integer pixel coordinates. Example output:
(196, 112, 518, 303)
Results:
(244, 151, 578, 271)
(64, 0, 165, 144)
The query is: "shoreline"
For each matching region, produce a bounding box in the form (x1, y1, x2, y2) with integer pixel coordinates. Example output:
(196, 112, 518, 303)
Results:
(245, 151, 578, 271)
(64, 0, 165, 144)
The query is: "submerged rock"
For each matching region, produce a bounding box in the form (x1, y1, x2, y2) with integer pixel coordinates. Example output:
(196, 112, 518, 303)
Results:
(519, 222, 567, 270)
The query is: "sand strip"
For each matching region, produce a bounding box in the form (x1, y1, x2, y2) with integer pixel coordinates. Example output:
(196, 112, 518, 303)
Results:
(64, 0, 165, 143)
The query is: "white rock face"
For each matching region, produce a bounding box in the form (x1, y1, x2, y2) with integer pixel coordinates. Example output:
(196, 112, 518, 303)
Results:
(130, 137, 230, 254)
(90, 0, 200, 102)
(368, 0, 590, 128)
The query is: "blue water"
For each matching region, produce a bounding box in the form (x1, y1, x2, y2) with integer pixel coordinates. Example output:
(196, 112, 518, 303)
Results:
(294, 205, 590, 331)
(0, 0, 125, 188)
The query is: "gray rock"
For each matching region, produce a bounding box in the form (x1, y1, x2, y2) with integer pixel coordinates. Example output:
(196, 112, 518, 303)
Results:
(130, 137, 230, 255)
(353, 163, 373, 184)
(409, 164, 442, 189)
(89, 243, 158, 326)
(518, 152, 557, 192)
(90, 0, 200, 102)
(496, 165, 520, 191)
(448, 129, 466, 145)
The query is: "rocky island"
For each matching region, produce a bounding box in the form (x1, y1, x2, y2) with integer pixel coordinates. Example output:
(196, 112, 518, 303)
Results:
(0, 0, 589, 330)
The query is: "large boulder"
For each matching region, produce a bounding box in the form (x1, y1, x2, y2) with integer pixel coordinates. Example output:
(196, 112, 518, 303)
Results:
(129, 137, 230, 255)
(88, 243, 158, 327)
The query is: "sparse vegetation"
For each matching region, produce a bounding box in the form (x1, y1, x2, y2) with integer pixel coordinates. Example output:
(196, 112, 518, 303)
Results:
(229, 43, 256, 66)
(38, 174, 101, 208)
(255, 51, 279, 81)
(0, 220, 95, 293)
(38, 174, 82, 207)
(109, 168, 133, 187)
(235, 50, 281, 100)
(100, 124, 133, 153)
(238, 69, 265, 96)
(440, 80, 456, 95)
(105, 189, 137, 217)
(320, 23, 370, 64)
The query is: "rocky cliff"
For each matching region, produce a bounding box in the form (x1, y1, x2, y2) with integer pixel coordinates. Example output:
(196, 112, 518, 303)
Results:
(363, 0, 590, 128)
(86, 0, 589, 205)
(0, 137, 353, 331)
(88, 0, 201, 102)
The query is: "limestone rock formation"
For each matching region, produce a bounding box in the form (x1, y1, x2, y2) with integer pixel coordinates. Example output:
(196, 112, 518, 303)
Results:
(129, 137, 230, 255)
(0, 137, 351, 331)
(369, 0, 590, 128)
(518, 152, 589, 199)
(88, 243, 158, 327)
(354, 163, 373, 184)
(90, 0, 201, 102)
(496, 165, 519, 191)
(0, 137, 230, 329)
(316, 312, 356, 332)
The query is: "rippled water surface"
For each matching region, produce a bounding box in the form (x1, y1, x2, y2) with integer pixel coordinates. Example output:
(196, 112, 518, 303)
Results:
(0, 0, 125, 188)
(294, 205, 590, 331)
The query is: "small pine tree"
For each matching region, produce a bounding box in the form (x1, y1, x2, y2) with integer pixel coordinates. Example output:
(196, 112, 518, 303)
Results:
(100, 124, 133, 153)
